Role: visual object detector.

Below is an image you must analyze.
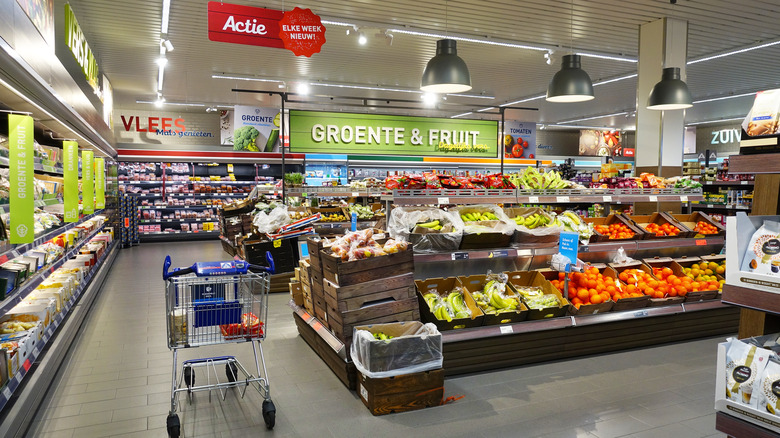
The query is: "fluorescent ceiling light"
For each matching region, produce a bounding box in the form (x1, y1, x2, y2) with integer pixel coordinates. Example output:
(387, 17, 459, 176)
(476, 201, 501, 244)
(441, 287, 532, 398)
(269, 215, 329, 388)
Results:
(500, 94, 546, 107)
(357, 32, 367, 45)
(297, 83, 310, 95)
(451, 112, 473, 118)
(593, 73, 637, 87)
(157, 66, 164, 90)
(552, 124, 634, 130)
(155, 96, 165, 108)
(686, 117, 744, 126)
(136, 99, 207, 107)
(212, 74, 285, 84)
(477, 107, 496, 112)
(156, 57, 168, 67)
(693, 92, 756, 104)
(688, 38, 780, 65)
(558, 111, 629, 124)
(161, 0, 171, 34)
(421, 92, 438, 106)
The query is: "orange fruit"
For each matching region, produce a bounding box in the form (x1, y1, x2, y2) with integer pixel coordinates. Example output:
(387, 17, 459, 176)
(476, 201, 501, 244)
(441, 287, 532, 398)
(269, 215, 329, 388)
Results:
(591, 294, 603, 304)
(577, 288, 590, 301)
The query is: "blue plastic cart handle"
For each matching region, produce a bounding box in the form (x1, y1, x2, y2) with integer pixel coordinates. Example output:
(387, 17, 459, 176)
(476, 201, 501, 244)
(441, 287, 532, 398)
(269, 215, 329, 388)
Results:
(163, 252, 275, 280)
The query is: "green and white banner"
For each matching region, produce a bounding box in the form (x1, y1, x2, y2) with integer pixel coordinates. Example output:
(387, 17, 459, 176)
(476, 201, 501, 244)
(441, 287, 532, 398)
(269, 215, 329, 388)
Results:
(9, 114, 34, 243)
(63, 141, 79, 222)
(95, 157, 105, 208)
(82, 150, 94, 214)
(289, 110, 498, 158)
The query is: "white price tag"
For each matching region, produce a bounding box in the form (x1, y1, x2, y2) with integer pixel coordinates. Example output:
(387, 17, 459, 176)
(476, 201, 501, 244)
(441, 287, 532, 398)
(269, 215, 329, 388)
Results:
(499, 325, 514, 334)
(528, 196, 539, 203)
(438, 197, 450, 205)
(2, 387, 10, 400)
(33, 347, 40, 357)
(680, 196, 688, 202)
(556, 196, 570, 203)
(649, 196, 658, 202)
(352, 192, 359, 197)
(603, 196, 612, 202)
(741, 180, 748, 185)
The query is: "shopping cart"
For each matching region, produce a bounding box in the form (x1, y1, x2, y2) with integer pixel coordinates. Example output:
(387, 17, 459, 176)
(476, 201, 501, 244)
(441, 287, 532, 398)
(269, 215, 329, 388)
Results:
(162, 254, 276, 437)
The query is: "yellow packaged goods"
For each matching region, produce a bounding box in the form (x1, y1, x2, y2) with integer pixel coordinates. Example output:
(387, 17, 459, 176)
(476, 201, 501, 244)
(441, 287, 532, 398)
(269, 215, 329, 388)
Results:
(5, 302, 53, 330)
(28, 289, 65, 312)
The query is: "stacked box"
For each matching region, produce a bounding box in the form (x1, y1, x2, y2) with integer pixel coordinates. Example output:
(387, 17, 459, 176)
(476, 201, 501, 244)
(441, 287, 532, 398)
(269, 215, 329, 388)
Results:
(319, 246, 418, 347)
(298, 259, 314, 313)
(307, 238, 327, 325)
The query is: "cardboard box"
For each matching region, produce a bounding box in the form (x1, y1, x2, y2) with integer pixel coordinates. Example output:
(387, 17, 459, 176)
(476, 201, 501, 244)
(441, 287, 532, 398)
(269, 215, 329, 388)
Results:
(585, 214, 646, 242)
(610, 261, 685, 307)
(357, 368, 444, 416)
(506, 271, 570, 319)
(458, 274, 529, 325)
(351, 321, 442, 377)
(415, 277, 484, 330)
(289, 281, 304, 307)
(652, 257, 721, 302)
(623, 213, 695, 239)
(715, 340, 780, 435)
(3, 303, 53, 333)
(664, 212, 726, 237)
(503, 207, 559, 245)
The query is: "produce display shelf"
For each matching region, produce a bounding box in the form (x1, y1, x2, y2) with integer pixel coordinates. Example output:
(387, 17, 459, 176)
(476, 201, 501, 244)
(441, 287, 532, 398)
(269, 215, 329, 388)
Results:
(127, 193, 162, 197)
(138, 218, 218, 223)
(728, 153, 780, 174)
(715, 411, 779, 438)
(139, 231, 220, 242)
(178, 180, 258, 184)
(139, 230, 219, 236)
(138, 205, 213, 210)
(703, 181, 754, 186)
(120, 180, 164, 184)
(0, 199, 59, 215)
(691, 204, 751, 210)
(164, 193, 247, 198)
(0, 210, 104, 265)
(0, 240, 117, 435)
(0, 222, 108, 318)
(721, 284, 780, 315)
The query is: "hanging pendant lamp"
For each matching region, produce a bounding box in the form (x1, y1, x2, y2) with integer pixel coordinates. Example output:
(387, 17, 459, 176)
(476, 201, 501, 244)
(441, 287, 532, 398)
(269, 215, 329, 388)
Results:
(647, 67, 693, 110)
(421, 38, 472, 93)
(546, 54, 594, 103)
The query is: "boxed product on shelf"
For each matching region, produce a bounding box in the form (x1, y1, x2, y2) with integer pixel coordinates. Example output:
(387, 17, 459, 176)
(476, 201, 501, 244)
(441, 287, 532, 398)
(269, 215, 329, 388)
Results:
(28, 289, 65, 313)
(646, 257, 723, 300)
(415, 277, 484, 331)
(323, 272, 418, 346)
(726, 213, 780, 294)
(503, 207, 561, 245)
(715, 336, 780, 435)
(624, 213, 694, 239)
(450, 205, 514, 249)
(350, 321, 442, 379)
(356, 367, 444, 416)
(585, 214, 644, 242)
(507, 271, 570, 319)
(387, 207, 462, 253)
(458, 273, 529, 325)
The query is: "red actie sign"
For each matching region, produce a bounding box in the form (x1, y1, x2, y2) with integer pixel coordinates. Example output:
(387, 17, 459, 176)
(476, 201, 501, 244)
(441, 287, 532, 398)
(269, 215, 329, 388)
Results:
(622, 148, 636, 157)
(278, 8, 326, 57)
(207, 2, 284, 49)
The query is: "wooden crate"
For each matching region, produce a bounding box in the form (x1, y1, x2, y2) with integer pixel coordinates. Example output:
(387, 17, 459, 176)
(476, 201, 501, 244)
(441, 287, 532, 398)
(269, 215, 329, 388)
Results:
(415, 277, 484, 330)
(269, 272, 296, 293)
(321, 248, 414, 287)
(457, 274, 529, 325)
(322, 273, 415, 313)
(307, 237, 325, 272)
(220, 238, 237, 256)
(293, 312, 356, 389)
(357, 368, 444, 416)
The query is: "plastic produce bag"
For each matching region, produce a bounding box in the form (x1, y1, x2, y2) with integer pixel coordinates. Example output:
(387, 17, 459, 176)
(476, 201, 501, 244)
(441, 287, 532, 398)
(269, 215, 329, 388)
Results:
(350, 321, 443, 379)
(612, 247, 636, 265)
(505, 207, 563, 238)
(252, 205, 292, 234)
(388, 207, 463, 252)
(451, 204, 515, 237)
(420, 286, 472, 322)
(469, 271, 522, 315)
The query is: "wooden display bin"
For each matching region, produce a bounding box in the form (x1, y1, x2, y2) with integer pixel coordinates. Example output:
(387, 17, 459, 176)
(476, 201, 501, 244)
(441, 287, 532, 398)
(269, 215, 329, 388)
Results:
(644, 257, 720, 302)
(506, 271, 570, 320)
(415, 277, 484, 331)
(610, 261, 685, 307)
(321, 247, 414, 287)
(584, 214, 645, 243)
(357, 368, 444, 416)
(310, 207, 348, 223)
(457, 274, 529, 325)
(307, 237, 325, 272)
(663, 212, 726, 237)
(623, 213, 695, 239)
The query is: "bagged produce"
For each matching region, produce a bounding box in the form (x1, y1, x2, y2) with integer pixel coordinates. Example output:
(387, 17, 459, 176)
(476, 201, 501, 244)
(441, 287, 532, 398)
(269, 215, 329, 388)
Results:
(468, 271, 522, 315)
(252, 205, 291, 234)
(725, 337, 772, 405)
(350, 321, 443, 379)
(421, 286, 472, 321)
(388, 207, 463, 252)
(423, 172, 442, 189)
(451, 205, 515, 237)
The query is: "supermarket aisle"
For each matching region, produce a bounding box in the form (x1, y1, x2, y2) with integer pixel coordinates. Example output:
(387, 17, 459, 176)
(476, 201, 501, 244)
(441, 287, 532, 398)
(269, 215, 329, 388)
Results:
(27, 241, 727, 438)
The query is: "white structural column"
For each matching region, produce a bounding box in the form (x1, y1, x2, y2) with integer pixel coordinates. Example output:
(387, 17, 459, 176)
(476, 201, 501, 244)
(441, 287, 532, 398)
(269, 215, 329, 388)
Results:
(635, 17, 688, 174)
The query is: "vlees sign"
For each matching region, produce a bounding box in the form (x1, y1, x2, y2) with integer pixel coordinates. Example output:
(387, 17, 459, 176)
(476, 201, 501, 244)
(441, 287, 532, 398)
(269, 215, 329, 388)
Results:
(289, 110, 498, 158)
(115, 111, 218, 147)
(207, 2, 326, 57)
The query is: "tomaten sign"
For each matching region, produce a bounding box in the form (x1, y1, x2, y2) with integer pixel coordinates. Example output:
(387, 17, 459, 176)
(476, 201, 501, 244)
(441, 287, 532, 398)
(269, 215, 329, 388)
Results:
(207, 3, 326, 57)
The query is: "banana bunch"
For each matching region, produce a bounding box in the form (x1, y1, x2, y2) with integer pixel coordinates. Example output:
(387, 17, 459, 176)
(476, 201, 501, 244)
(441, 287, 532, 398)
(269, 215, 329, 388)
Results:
(416, 220, 444, 231)
(371, 331, 394, 341)
(513, 213, 552, 229)
(423, 289, 471, 322)
(470, 280, 519, 315)
(320, 213, 347, 222)
(461, 211, 499, 222)
(514, 167, 570, 190)
(553, 211, 595, 240)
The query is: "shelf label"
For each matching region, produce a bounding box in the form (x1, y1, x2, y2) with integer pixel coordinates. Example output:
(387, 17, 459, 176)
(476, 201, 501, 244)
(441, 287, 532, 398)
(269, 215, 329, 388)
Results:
(633, 310, 649, 318)
(556, 196, 570, 203)
(9, 114, 35, 243)
(2, 387, 10, 400)
(529, 196, 539, 203)
(451, 252, 469, 260)
(680, 196, 688, 202)
(603, 196, 612, 202)
(63, 141, 79, 222)
(352, 192, 359, 197)
(580, 245, 589, 253)
(695, 239, 707, 246)
(499, 325, 513, 334)
(438, 197, 450, 205)
(649, 196, 658, 202)
(490, 250, 509, 258)
(82, 150, 94, 214)
(707, 204, 714, 208)
(22, 359, 31, 372)
(741, 180, 748, 185)
(273, 239, 282, 248)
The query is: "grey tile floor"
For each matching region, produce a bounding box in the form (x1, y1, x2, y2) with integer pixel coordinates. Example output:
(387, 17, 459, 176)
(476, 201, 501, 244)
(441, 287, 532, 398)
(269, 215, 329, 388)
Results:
(25, 241, 729, 437)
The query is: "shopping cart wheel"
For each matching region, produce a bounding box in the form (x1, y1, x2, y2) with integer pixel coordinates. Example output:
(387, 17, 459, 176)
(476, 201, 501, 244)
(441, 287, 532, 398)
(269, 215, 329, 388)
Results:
(262, 400, 276, 429)
(183, 366, 194, 389)
(226, 362, 238, 383)
(166, 413, 180, 438)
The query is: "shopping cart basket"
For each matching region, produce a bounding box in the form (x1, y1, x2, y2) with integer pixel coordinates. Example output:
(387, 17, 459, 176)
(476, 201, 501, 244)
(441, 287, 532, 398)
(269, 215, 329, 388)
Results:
(162, 254, 276, 437)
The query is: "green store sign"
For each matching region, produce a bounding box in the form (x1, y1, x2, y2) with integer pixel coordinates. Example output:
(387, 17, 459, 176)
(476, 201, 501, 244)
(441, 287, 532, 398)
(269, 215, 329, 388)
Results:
(65, 3, 100, 91)
(289, 110, 498, 158)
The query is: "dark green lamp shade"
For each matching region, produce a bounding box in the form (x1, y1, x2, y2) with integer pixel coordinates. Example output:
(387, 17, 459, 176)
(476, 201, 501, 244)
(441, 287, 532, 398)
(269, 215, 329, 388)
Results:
(421, 39, 472, 93)
(546, 54, 595, 103)
(647, 67, 693, 110)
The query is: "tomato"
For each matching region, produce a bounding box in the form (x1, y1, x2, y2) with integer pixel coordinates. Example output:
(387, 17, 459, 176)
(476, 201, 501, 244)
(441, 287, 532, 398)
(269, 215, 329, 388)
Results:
(529, 154, 535, 159)
(512, 144, 523, 158)
(522, 140, 529, 148)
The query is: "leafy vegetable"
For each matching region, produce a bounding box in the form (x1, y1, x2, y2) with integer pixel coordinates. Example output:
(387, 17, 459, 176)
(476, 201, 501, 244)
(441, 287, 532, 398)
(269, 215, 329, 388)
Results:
(233, 126, 260, 151)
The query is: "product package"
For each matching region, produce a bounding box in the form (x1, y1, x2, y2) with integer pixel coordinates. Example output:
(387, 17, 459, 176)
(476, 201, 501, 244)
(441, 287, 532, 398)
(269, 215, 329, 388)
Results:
(740, 220, 780, 275)
(725, 337, 773, 405)
(746, 90, 780, 137)
(753, 357, 780, 415)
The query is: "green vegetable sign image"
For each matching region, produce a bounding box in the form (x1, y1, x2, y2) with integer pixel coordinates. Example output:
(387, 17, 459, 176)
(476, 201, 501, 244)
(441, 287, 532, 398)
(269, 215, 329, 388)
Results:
(9, 114, 34, 243)
(230, 106, 281, 152)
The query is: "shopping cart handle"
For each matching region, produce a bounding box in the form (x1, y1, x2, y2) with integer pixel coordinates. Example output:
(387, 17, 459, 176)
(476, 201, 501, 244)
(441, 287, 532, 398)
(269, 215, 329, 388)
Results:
(247, 252, 276, 274)
(162, 255, 194, 280)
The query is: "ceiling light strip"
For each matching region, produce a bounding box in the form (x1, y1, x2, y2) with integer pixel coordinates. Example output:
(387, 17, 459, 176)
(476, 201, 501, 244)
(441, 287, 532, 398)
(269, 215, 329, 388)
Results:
(688, 38, 780, 65)
(136, 100, 206, 107)
(592, 73, 637, 86)
(552, 124, 633, 131)
(558, 111, 630, 124)
(211, 74, 284, 83)
(161, 0, 172, 34)
(451, 112, 473, 118)
(500, 94, 546, 107)
(686, 117, 744, 126)
(693, 92, 756, 104)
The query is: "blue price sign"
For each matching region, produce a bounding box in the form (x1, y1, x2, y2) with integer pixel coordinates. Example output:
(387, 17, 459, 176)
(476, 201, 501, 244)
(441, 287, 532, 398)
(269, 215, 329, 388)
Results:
(351, 212, 357, 231)
(558, 232, 579, 267)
